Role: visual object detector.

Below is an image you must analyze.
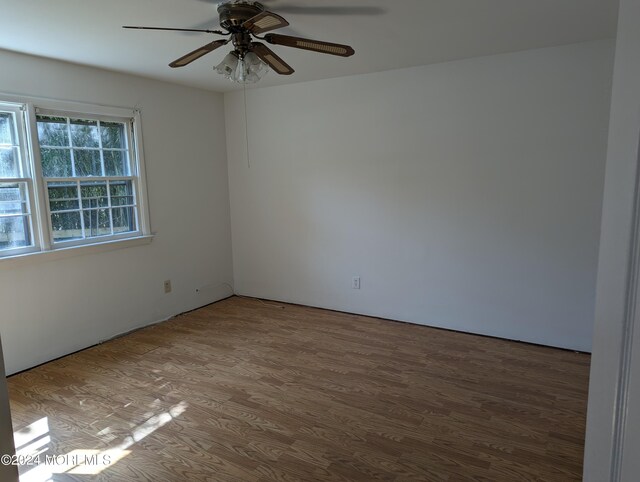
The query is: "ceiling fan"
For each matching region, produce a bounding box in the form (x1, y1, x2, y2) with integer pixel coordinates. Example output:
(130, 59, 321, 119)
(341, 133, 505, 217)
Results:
(123, 0, 356, 83)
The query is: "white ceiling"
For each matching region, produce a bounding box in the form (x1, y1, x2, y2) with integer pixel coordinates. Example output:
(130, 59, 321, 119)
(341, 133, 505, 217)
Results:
(1, 0, 618, 93)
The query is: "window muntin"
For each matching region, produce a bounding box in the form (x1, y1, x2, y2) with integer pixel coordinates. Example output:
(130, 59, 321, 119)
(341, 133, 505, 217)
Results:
(36, 113, 141, 247)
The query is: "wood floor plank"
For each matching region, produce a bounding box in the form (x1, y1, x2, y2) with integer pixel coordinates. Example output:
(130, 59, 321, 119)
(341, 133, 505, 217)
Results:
(7, 296, 590, 481)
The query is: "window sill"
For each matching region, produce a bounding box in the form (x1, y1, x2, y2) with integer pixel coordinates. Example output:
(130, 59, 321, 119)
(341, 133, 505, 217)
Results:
(0, 235, 154, 269)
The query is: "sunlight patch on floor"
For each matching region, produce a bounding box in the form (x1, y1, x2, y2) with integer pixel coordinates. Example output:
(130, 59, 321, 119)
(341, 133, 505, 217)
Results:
(15, 401, 188, 481)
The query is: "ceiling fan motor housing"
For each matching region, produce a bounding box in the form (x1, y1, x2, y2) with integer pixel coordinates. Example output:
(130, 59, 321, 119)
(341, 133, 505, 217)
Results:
(218, 1, 265, 31)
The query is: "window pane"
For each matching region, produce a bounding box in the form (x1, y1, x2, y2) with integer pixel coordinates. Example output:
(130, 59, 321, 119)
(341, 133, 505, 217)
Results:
(49, 182, 80, 211)
(83, 209, 111, 237)
(51, 211, 82, 242)
(113, 206, 135, 234)
(41, 148, 72, 177)
(74, 150, 102, 177)
(0, 181, 31, 250)
(0, 216, 31, 250)
(70, 119, 99, 148)
(103, 150, 130, 176)
(80, 182, 108, 209)
(110, 181, 135, 206)
(0, 113, 16, 145)
(101, 122, 126, 149)
(37, 116, 69, 147)
(0, 183, 29, 215)
(48, 182, 77, 201)
(49, 199, 79, 211)
(0, 147, 21, 178)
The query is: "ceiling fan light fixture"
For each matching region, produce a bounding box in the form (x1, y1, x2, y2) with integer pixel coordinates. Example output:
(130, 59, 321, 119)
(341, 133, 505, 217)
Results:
(215, 51, 240, 78)
(215, 51, 268, 83)
(242, 52, 269, 82)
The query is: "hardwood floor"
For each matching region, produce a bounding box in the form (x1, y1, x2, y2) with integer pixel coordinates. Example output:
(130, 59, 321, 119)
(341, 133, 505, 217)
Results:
(7, 296, 590, 481)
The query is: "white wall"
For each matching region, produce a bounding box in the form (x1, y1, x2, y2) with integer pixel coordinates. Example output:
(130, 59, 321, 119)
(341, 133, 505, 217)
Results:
(0, 49, 233, 375)
(226, 40, 613, 352)
(584, 0, 640, 478)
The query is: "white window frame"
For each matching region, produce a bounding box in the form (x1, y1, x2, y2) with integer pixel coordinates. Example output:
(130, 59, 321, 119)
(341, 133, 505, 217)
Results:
(0, 96, 152, 261)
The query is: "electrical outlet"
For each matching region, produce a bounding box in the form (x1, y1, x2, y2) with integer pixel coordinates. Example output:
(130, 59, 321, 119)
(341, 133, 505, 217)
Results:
(164, 280, 172, 294)
(352, 276, 361, 290)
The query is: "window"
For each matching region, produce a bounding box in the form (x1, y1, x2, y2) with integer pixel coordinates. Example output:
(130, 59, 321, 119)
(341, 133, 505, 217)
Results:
(37, 114, 139, 245)
(0, 99, 150, 259)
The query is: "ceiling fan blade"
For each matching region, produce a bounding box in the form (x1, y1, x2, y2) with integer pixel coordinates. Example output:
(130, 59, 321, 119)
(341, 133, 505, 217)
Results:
(196, 0, 385, 15)
(264, 33, 354, 57)
(251, 43, 294, 75)
(123, 25, 227, 35)
(258, 0, 386, 15)
(169, 39, 229, 68)
(242, 11, 289, 34)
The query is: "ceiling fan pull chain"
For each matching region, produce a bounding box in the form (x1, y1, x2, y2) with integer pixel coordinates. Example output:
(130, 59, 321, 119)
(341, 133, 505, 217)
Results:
(244, 81, 251, 169)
